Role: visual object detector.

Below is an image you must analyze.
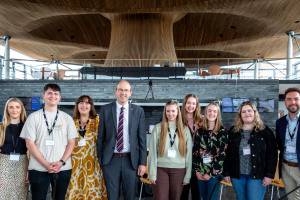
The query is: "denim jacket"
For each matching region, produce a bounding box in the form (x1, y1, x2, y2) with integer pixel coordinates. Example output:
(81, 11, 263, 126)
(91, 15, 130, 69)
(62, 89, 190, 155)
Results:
(223, 125, 277, 179)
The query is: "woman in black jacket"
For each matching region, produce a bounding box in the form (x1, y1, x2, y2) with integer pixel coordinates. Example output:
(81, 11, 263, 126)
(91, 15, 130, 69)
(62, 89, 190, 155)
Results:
(223, 101, 277, 200)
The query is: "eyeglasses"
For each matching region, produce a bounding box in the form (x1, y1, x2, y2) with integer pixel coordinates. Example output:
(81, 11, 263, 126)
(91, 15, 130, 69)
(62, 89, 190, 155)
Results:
(117, 89, 131, 93)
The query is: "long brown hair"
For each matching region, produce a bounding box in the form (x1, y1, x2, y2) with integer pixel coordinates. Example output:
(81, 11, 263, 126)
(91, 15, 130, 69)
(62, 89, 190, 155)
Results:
(181, 94, 202, 127)
(202, 103, 222, 132)
(233, 101, 265, 132)
(0, 98, 27, 146)
(159, 101, 186, 157)
(73, 95, 97, 119)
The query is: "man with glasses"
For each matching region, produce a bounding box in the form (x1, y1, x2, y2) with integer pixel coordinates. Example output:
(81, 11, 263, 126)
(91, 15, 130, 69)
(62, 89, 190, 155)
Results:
(97, 80, 147, 200)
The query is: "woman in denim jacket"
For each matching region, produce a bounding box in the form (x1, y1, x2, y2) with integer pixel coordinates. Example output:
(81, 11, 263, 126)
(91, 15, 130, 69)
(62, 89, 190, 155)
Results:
(223, 101, 277, 200)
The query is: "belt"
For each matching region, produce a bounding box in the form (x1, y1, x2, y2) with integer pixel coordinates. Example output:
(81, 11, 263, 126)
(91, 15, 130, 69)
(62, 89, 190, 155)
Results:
(113, 153, 130, 158)
(283, 159, 299, 167)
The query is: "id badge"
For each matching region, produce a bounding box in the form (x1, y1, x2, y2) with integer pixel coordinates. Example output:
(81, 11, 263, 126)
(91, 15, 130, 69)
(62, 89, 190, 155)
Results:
(10, 152, 20, 161)
(78, 138, 86, 146)
(203, 155, 212, 163)
(45, 138, 55, 146)
(167, 149, 176, 158)
(286, 146, 296, 153)
(243, 147, 251, 155)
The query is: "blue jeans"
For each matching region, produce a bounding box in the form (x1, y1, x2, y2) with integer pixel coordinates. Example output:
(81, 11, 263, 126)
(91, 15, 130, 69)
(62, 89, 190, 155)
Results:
(197, 174, 221, 200)
(231, 174, 267, 200)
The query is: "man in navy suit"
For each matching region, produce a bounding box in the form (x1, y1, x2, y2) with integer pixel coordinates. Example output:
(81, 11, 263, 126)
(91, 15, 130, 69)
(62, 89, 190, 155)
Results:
(276, 87, 300, 199)
(97, 80, 147, 200)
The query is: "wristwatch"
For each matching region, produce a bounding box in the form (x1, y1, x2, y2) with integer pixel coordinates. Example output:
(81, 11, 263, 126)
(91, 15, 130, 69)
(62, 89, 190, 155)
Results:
(60, 160, 66, 166)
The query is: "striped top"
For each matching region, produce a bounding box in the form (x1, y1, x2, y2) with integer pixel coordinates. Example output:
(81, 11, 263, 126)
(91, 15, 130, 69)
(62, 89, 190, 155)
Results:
(239, 130, 252, 175)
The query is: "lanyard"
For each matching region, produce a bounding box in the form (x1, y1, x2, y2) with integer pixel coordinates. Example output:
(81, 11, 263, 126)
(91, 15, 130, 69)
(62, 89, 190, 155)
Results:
(78, 118, 90, 137)
(43, 108, 59, 136)
(8, 123, 22, 153)
(187, 120, 195, 136)
(288, 117, 300, 140)
(168, 127, 177, 147)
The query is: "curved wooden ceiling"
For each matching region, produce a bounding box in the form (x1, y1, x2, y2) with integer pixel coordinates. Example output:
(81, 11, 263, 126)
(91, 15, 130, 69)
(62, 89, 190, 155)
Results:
(0, 0, 300, 66)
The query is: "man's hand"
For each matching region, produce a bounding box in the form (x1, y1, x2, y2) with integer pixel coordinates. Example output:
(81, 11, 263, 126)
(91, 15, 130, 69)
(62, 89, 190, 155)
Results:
(138, 165, 146, 176)
(50, 161, 63, 173)
(182, 182, 189, 185)
(43, 162, 54, 173)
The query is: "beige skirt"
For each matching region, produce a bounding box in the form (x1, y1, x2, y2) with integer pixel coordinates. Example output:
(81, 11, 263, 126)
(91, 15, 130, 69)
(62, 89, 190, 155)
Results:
(0, 154, 28, 200)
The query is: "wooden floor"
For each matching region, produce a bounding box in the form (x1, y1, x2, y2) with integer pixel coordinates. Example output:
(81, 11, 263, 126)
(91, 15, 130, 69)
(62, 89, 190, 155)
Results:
(28, 182, 288, 200)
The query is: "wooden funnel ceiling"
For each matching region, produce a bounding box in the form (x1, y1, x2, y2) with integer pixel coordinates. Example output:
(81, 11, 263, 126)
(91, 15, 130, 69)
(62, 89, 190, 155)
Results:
(0, 0, 300, 67)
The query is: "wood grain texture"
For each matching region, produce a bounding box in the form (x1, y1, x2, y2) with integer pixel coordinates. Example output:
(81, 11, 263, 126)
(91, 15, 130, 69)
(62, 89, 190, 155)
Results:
(0, 0, 299, 67)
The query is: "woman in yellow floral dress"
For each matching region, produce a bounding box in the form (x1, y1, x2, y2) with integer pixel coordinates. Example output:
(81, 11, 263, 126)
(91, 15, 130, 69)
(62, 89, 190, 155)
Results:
(65, 95, 107, 200)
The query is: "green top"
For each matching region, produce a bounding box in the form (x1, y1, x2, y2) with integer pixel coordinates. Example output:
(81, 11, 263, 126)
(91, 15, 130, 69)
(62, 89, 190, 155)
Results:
(148, 122, 192, 183)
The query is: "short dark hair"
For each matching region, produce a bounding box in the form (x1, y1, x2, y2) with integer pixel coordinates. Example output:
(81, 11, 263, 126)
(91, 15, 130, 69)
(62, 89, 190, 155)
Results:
(44, 83, 61, 94)
(285, 87, 300, 99)
(73, 95, 97, 119)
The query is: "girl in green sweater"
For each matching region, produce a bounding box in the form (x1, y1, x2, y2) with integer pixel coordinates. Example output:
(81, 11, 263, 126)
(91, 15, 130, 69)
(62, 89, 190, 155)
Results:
(149, 100, 192, 200)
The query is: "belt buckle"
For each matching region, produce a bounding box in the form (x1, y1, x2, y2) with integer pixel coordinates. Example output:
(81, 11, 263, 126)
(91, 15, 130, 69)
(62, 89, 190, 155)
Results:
(119, 153, 124, 158)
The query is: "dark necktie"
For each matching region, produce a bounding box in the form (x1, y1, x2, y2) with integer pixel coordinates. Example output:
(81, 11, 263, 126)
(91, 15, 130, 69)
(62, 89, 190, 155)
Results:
(117, 106, 124, 152)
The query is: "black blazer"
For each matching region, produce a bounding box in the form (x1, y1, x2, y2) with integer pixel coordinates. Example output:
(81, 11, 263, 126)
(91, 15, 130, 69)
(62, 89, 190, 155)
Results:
(276, 115, 300, 178)
(96, 102, 147, 170)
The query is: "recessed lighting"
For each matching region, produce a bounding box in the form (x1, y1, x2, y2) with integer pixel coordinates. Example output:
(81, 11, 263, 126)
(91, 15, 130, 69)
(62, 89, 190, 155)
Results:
(231, 26, 236, 29)
(50, 55, 53, 56)
(92, 54, 95, 56)
(257, 53, 260, 55)
(220, 34, 223, 37)
(57, 29, 62, 32)
(71, 36, 75, 39)
(217, 53, 221, 56)
(295, 21, 300, 23)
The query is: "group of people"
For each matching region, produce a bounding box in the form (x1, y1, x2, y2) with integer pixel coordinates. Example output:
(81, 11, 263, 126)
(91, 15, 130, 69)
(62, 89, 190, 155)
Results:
(0, 81, 299, 200)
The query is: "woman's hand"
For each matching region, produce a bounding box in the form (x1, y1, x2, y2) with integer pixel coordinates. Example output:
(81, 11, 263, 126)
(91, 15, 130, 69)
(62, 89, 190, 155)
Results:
(203, 174, 211, 181)
(262, 177, 272, 187)
(25, 172, 29, 184)
(196, 172, 205, 180)
(224, 176, 231, 183)
(182, 182, 189, 185)
(150, 180, 156, 185)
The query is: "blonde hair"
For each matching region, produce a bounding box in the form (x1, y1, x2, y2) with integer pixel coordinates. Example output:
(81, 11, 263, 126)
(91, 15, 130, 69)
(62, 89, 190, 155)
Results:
(159, 101, 186, 158)
(202, 103, 222, 132)
(0, 98, 27, 146)
(233, 101, 265, 132)
(181, 94, 203, 128)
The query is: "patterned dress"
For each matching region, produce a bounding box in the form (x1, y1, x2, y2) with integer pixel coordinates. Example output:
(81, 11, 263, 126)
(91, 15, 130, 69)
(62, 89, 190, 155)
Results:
(193, 126, 229, 177)
(65, 116, 107, 200)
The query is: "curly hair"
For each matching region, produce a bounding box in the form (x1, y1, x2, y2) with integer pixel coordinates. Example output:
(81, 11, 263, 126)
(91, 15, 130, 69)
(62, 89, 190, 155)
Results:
(233, 101, 265, 132)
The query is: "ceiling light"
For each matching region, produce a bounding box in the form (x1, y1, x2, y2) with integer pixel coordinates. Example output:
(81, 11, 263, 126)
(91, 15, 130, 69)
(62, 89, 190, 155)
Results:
(71, 36, 75, 39)
(57, 29, 62, 32)
(92, 54, 95, 56)
(231, 26, 236, 29)
(295, 21, 300, 23)
(220, 34, 223, 37)
(217, 53, 221, 56)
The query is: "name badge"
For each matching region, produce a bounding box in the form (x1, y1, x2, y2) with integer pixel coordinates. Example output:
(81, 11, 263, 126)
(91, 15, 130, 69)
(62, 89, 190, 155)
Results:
(243, 147, 251, 155)
(203, 155, 212, 163)
(167, 149, 176, 158)
(45, 139, 55, 146)
(286, 146, 296, 153)
(10, 152, 20, 161)
(78, 138, 86, 146)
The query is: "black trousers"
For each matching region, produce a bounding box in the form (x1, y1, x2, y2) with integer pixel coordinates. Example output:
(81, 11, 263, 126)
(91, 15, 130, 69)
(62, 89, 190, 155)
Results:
(180, 172, 201, 200)
(101, 156, 138, 200)
(29, 169, 71, 200)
